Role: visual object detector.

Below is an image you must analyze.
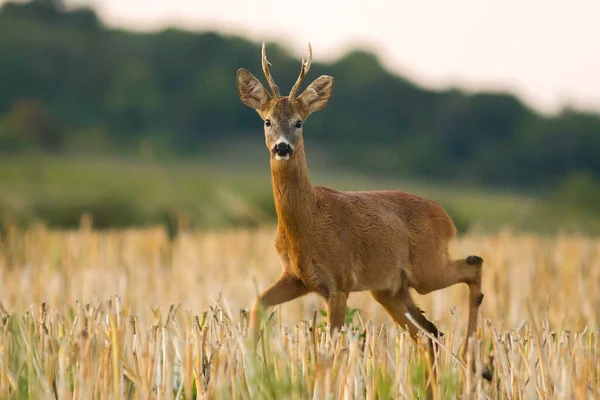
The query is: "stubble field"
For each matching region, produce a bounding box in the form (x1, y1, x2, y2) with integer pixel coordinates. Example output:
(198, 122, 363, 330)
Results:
(0, 223, 598, 399)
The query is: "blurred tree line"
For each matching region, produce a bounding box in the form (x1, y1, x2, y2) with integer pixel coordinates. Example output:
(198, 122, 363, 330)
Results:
(1, 0, 599, 209)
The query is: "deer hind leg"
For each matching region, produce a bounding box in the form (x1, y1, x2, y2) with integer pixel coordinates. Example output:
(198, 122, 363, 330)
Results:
(371, 289, 443, 340)
(251, 273, 310, 344)
(410, 252, 491, 380)
(436, 257, 484, 359)
(415, 255, 491, 380)
(413, 256, 484, 343)
(461, 256, 484, 356)
(459, 256, 493, 381)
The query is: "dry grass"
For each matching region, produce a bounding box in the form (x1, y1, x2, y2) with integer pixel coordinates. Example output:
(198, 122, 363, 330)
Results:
(0, 223, 599, 399)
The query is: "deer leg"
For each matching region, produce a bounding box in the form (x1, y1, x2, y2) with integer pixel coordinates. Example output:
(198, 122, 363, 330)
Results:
(460, 257, 493, 381)
(438, 257, 484, 360)
(414, 255, 491, 380)
(251, 273, 309, 344)
(327, 292, 348, 336)
(461, 256, 484, 355)
(371, 289, 443, 340)
(413, 256, 485, 347)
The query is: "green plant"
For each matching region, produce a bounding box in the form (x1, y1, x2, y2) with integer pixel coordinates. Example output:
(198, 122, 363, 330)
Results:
(317, 306, 361, 332)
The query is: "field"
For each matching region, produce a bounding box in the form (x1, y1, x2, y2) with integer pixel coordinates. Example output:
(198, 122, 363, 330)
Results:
(2, 155, 600, 235)
(0, 224, 598, 399)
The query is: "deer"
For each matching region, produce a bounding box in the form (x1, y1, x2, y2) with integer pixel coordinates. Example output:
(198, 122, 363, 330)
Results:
(236, 42, 492, 382)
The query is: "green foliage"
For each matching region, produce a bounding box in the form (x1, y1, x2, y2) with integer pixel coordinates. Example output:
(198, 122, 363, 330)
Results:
(0, 0, 598, 196)
(1, 155, 600, 234)
(375, 369, 394, 399)
(31, 196, 145, 228)
(0, 0, 599, 232)
(0, 156, 277, 233)
(554, 171, 600, 212)
(439, 367, 460, 399)
(409, 356, 429, 399)
(0, 99, 64, 153)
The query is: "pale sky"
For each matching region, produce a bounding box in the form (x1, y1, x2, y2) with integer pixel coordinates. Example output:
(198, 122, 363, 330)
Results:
(11, 0, 600, 114)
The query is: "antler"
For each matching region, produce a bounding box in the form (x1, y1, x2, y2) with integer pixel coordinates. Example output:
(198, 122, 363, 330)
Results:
(262, 42, 280, 98)
(289, 42, 312, 99)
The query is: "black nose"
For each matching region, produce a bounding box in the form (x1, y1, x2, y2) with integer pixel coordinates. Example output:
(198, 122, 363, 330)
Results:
(273, 142, 293, 157)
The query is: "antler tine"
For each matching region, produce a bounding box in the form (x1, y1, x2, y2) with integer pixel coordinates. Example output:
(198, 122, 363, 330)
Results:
(261, 42, 280, 98)
(305, 42, 312, 74)
(289, 42, 313, 99)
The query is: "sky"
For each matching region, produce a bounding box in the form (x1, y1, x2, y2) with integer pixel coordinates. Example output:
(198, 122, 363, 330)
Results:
(12, 0, 600, 114)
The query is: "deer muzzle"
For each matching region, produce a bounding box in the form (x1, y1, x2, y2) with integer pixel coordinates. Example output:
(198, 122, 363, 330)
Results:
(272, 142, 293, 159)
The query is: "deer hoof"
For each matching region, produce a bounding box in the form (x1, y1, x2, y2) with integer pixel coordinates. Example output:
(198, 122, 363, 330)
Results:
(422, 319, 444, 338)
(482, 366, 493, 381)
(466, 255, 484, 265)
(475, 293, 484, 306)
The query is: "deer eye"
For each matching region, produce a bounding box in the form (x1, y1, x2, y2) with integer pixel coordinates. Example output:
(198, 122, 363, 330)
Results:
(295, 120, 302, 128)
(265, 119, 271, 127)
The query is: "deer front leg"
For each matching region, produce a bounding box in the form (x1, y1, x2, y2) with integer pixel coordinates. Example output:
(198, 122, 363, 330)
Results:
(251, 273, 309, 344)
(327, 292, 348, 337)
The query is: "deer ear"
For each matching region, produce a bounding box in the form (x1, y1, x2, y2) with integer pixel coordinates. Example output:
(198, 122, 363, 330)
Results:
(237, 68, 271, 111)
(298, 75, 334, 115)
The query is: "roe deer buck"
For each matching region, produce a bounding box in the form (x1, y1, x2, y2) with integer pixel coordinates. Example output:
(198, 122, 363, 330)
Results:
(236, 43, 491, 381)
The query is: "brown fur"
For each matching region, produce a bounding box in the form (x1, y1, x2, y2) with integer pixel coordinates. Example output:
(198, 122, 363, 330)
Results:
(237, 43, 489, 381)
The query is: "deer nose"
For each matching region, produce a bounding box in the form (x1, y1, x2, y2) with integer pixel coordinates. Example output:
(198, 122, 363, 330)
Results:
(272, 142, 293, 157)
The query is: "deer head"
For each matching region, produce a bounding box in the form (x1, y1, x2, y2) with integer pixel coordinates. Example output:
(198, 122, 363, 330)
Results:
(236, 43, 334, 161)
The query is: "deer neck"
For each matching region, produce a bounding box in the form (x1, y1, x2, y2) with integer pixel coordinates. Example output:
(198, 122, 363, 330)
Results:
(270, 144, 316, 237)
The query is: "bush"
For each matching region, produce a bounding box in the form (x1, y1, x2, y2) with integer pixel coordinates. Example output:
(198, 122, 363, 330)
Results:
(554, 171, 600, 212)
(31, 196, 144, 228)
